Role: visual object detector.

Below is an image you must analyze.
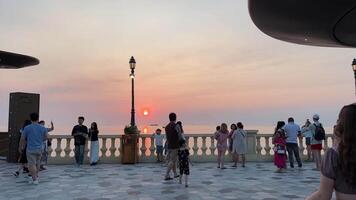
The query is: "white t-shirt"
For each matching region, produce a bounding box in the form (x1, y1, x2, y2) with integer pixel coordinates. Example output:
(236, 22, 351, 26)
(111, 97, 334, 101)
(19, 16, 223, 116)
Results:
(153, 134, 164, 146)
(283, 122, 301, 144)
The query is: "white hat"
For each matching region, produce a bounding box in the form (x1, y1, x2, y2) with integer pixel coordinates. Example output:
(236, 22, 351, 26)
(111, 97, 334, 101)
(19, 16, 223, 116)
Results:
(313, 114, 320, 120)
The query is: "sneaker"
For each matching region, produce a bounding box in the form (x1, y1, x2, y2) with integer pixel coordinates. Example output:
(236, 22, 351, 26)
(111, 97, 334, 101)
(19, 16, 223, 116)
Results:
(40, 166, 47, 171)
(217, 166, 220, 168)
(164, 177, 173, 181)
(33, 180, 39, 185)
(28, 179, 33, 184)
(221, 167, 227, 170)
(23, 168, 29, 173)
(13, 171, 19, 177)
(185, 184, 188, 188)
(232, 165, 237, 168)
(174, 175, 180, 178)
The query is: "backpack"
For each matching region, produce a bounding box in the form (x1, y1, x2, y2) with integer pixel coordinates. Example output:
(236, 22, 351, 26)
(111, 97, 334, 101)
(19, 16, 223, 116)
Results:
(314, 123, 325, 140)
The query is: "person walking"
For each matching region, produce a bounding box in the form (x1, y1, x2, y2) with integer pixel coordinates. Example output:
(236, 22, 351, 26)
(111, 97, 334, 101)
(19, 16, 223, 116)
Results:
(301, 119, 313, 161)
(13, 120, 32, 177)
(39, 120, 54, 170)
(231, 122, 247, 168)
(178, 139, 192, 187)
(310, 114, 325, 170)
(215, 123, 229, 169)
(88, 122, 99, 166)
(164, 113, 181, 180)
(71, 116, 88, 167)
(283, 117, 302, 168)
(19, 113, 48, 185)
(306, 104, 356, 200)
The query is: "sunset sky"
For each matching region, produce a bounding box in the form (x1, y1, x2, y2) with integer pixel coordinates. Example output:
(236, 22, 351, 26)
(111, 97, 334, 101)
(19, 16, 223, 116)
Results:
(1, 0, 355, 134)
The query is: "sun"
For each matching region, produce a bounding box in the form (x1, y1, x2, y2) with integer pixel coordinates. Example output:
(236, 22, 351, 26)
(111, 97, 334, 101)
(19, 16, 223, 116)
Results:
(143, 109, 149, 116)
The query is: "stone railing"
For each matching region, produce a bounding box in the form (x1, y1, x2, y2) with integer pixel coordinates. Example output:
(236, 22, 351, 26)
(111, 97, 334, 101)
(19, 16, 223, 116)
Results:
(47, 131, 334, 164)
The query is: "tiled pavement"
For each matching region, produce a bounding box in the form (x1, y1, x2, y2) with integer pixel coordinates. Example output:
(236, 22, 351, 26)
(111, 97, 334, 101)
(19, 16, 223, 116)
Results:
(0, 161, 326, 200)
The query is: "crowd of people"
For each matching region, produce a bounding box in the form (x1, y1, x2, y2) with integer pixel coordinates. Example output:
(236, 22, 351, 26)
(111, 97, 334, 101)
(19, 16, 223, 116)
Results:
(11, 103, 356, 200)
(13, 115, 100, 184)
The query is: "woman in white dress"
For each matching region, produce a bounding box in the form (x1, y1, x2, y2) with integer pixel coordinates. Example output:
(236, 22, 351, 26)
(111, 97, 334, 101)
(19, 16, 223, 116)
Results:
(231, 122, 247, 167)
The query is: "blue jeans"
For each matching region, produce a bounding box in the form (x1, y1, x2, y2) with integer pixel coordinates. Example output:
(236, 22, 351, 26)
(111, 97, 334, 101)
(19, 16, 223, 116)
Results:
(75, 145, 85, 165)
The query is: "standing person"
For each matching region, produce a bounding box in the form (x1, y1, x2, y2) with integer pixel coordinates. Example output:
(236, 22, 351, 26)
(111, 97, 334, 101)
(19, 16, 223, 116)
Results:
(310, 114, 325, 170)
(71, 116, 88, 167)
(283, 117, 302, 168)
(19, 113, 48, 185)
(306, 104, 356, 200)
(88, 122, 99, 166)
(215, 123, 229, 169)
(39, 120, 54, 170)
(229, 124, 237, 154)
(178, 139, 191, 187)
(13, 120, 31, 177)
(301, 119, 313, 161)
(164, 113, 181, 180)
(273, 129, 287, 172)
(152, 129, 164, 162)
(232, 122, 247, 168)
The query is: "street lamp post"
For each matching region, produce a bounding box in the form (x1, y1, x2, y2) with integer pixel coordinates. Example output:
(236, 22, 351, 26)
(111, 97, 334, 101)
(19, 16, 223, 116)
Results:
(129, 56, 136, 127)
(352, 59, 356, 96)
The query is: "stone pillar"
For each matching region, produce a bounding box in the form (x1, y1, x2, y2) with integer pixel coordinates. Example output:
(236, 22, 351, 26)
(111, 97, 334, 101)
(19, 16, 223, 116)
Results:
(246, 130, 258, 161)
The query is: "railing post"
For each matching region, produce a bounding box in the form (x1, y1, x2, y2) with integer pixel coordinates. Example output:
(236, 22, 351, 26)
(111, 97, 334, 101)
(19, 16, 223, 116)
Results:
(209, 135, 216, 161)
(140, 136, 147, 162)
(109, 138, 116, 163)
(264, 136, 271, 156)
(192, 136, 199, 161)
(247, 130, 259, 161)
(201, 136, 207, 159)
(55, 138, 62, 163)
(149, 136, 155, 161)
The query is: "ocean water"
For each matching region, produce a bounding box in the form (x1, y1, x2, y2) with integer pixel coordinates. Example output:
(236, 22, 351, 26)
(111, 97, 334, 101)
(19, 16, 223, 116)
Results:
(0, 124, 334, 135)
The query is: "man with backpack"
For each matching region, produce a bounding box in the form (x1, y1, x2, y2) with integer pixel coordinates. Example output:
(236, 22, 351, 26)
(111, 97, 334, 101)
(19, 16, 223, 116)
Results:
(310, 114, 325, 170)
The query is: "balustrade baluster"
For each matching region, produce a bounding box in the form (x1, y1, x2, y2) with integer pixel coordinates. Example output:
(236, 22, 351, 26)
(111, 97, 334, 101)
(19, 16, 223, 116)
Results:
(192, 137, 199, 159)
(149, 136, 155, 161)
(140, 136, 147, 161)
(64, 138, 71, 158)
(201, 136, 207, 157)
(265, 136, 271, 156)
(256, 136, 262, 156)
(101, 138, 107, 159)
(109, 138, 116, 159)
(210, 136, 216, 159)
(55, 138, 62, 159)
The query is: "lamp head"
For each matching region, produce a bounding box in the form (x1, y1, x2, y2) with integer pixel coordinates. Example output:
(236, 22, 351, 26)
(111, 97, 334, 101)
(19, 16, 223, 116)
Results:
(129, 56, 136, 70)
(352, 59, 356, 71)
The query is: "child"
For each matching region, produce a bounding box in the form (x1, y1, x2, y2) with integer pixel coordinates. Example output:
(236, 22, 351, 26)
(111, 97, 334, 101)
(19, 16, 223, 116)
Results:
(215, 123, 229, 169)
(152, 129, 164, 162)
(178, 139, 191, 187)
(273, 129, 287, 172)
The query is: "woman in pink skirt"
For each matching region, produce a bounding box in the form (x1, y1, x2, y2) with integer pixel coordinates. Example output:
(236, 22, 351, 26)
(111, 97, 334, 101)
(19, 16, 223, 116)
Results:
(273, 129, 287, 172)
(214, 123, 230, 169)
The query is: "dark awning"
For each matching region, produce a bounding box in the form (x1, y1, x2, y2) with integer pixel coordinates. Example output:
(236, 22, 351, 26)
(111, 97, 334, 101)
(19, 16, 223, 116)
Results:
(0, 50, 40, 69)
(248, 0, 356, 48)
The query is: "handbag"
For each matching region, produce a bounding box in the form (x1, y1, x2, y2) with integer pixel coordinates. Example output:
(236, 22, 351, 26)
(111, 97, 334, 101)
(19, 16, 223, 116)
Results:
(276, 145, 285, 155)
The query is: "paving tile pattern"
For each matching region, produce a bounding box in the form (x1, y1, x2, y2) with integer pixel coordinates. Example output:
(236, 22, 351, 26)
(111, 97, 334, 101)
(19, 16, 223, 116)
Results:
(0, 161, 330, 200)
